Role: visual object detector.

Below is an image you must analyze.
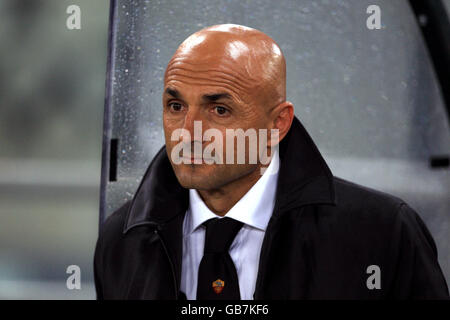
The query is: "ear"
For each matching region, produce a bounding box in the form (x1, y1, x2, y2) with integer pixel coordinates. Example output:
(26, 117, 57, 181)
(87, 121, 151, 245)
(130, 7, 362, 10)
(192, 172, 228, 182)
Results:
(269, 101, 294, 147)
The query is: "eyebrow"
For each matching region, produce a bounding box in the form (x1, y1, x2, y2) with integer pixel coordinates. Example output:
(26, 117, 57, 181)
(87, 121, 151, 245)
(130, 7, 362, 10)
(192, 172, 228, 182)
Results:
(202, 92, 233, 102)
(165, 87, 234, 102)
(165, 88, 181, 99)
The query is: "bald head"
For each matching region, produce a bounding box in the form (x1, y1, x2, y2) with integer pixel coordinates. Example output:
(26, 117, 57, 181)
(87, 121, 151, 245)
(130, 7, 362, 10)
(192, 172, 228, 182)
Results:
(165, 24, 286, 110)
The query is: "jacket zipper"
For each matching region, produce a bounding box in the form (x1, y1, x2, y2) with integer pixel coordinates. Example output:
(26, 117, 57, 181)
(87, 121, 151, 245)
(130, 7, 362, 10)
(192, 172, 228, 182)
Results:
(155, 228, 179, 300)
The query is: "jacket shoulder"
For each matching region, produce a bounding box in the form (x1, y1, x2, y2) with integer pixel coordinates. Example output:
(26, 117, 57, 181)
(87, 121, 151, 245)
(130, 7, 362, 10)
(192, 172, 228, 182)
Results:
(93, 200, 131, 299)
(299, 177, 449, 298)
(95, 200, 132, 262)
(332, 176, 407, 222)
(99, 200, 131, 243)
(328, 176, 415, 243)
(330, 177, 439, 255)
(333, 176, 404, 210)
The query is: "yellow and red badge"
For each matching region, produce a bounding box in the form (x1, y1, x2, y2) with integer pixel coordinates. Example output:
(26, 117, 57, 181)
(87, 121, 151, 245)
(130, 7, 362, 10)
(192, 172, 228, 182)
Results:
(212, 279, 225, 294)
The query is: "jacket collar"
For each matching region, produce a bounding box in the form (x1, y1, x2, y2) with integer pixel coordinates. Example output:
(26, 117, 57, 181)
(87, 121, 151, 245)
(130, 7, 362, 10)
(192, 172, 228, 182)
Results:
(123, 116, 336, 234)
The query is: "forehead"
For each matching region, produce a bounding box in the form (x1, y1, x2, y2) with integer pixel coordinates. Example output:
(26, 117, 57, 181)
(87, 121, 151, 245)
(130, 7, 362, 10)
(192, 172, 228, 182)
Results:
(163, 58, 257, 103)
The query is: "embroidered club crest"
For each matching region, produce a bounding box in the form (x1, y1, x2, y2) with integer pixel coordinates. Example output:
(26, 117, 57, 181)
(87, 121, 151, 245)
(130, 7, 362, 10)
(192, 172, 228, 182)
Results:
(212, 279, 225, 294)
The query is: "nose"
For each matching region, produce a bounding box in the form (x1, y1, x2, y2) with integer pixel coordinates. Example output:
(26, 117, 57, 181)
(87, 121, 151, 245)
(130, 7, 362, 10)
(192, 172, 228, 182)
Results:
(180, 107, 204, 143)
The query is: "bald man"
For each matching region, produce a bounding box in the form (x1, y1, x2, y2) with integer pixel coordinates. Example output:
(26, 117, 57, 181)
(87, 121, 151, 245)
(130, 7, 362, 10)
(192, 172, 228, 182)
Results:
(94, 24, 449, 300)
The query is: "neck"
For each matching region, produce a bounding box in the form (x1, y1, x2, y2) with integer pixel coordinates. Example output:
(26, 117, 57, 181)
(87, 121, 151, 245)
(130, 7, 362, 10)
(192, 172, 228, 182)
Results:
(197, 164, 267, 216)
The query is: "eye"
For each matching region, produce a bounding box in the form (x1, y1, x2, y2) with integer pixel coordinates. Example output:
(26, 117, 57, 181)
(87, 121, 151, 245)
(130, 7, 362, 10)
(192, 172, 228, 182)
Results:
(168, 102, 183, 112)
(213, 105, 229, 116)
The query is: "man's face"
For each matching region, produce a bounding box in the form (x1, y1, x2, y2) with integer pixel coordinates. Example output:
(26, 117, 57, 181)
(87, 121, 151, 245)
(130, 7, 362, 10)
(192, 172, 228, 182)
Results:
(162, 52, 272, 191)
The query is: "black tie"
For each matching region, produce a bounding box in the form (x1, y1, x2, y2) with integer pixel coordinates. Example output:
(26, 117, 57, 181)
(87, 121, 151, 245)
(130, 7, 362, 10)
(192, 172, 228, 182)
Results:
(196, 217, 244, 300)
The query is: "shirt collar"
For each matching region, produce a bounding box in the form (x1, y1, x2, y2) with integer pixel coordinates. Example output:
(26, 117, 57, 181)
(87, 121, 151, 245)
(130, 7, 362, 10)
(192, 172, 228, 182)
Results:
(184, 149, 280, 235)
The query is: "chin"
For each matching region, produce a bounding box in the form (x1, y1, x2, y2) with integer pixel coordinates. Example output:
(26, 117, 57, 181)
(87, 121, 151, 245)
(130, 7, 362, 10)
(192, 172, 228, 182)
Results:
(173, 164, 220, 190)
(176, 175, 216, 190)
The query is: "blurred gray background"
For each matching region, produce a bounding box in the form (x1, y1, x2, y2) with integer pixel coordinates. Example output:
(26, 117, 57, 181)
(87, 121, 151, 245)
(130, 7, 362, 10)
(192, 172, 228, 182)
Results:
(0, 0, 108, 299)
(0, 0, 449, 300)
(103, 0, 450, 290)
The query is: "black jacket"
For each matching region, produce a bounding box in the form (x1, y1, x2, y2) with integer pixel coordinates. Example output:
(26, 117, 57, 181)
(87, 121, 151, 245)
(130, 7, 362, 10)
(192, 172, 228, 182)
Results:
(94, 116, 449, 299)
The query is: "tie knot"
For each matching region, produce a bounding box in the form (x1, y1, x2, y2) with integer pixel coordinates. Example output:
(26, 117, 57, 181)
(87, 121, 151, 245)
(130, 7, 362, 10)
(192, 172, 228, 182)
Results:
(203, 217, 244, 253)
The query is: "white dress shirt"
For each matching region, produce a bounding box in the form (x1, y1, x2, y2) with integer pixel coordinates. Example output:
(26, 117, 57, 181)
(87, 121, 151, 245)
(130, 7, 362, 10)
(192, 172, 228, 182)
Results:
(180, 150, 280, 300)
